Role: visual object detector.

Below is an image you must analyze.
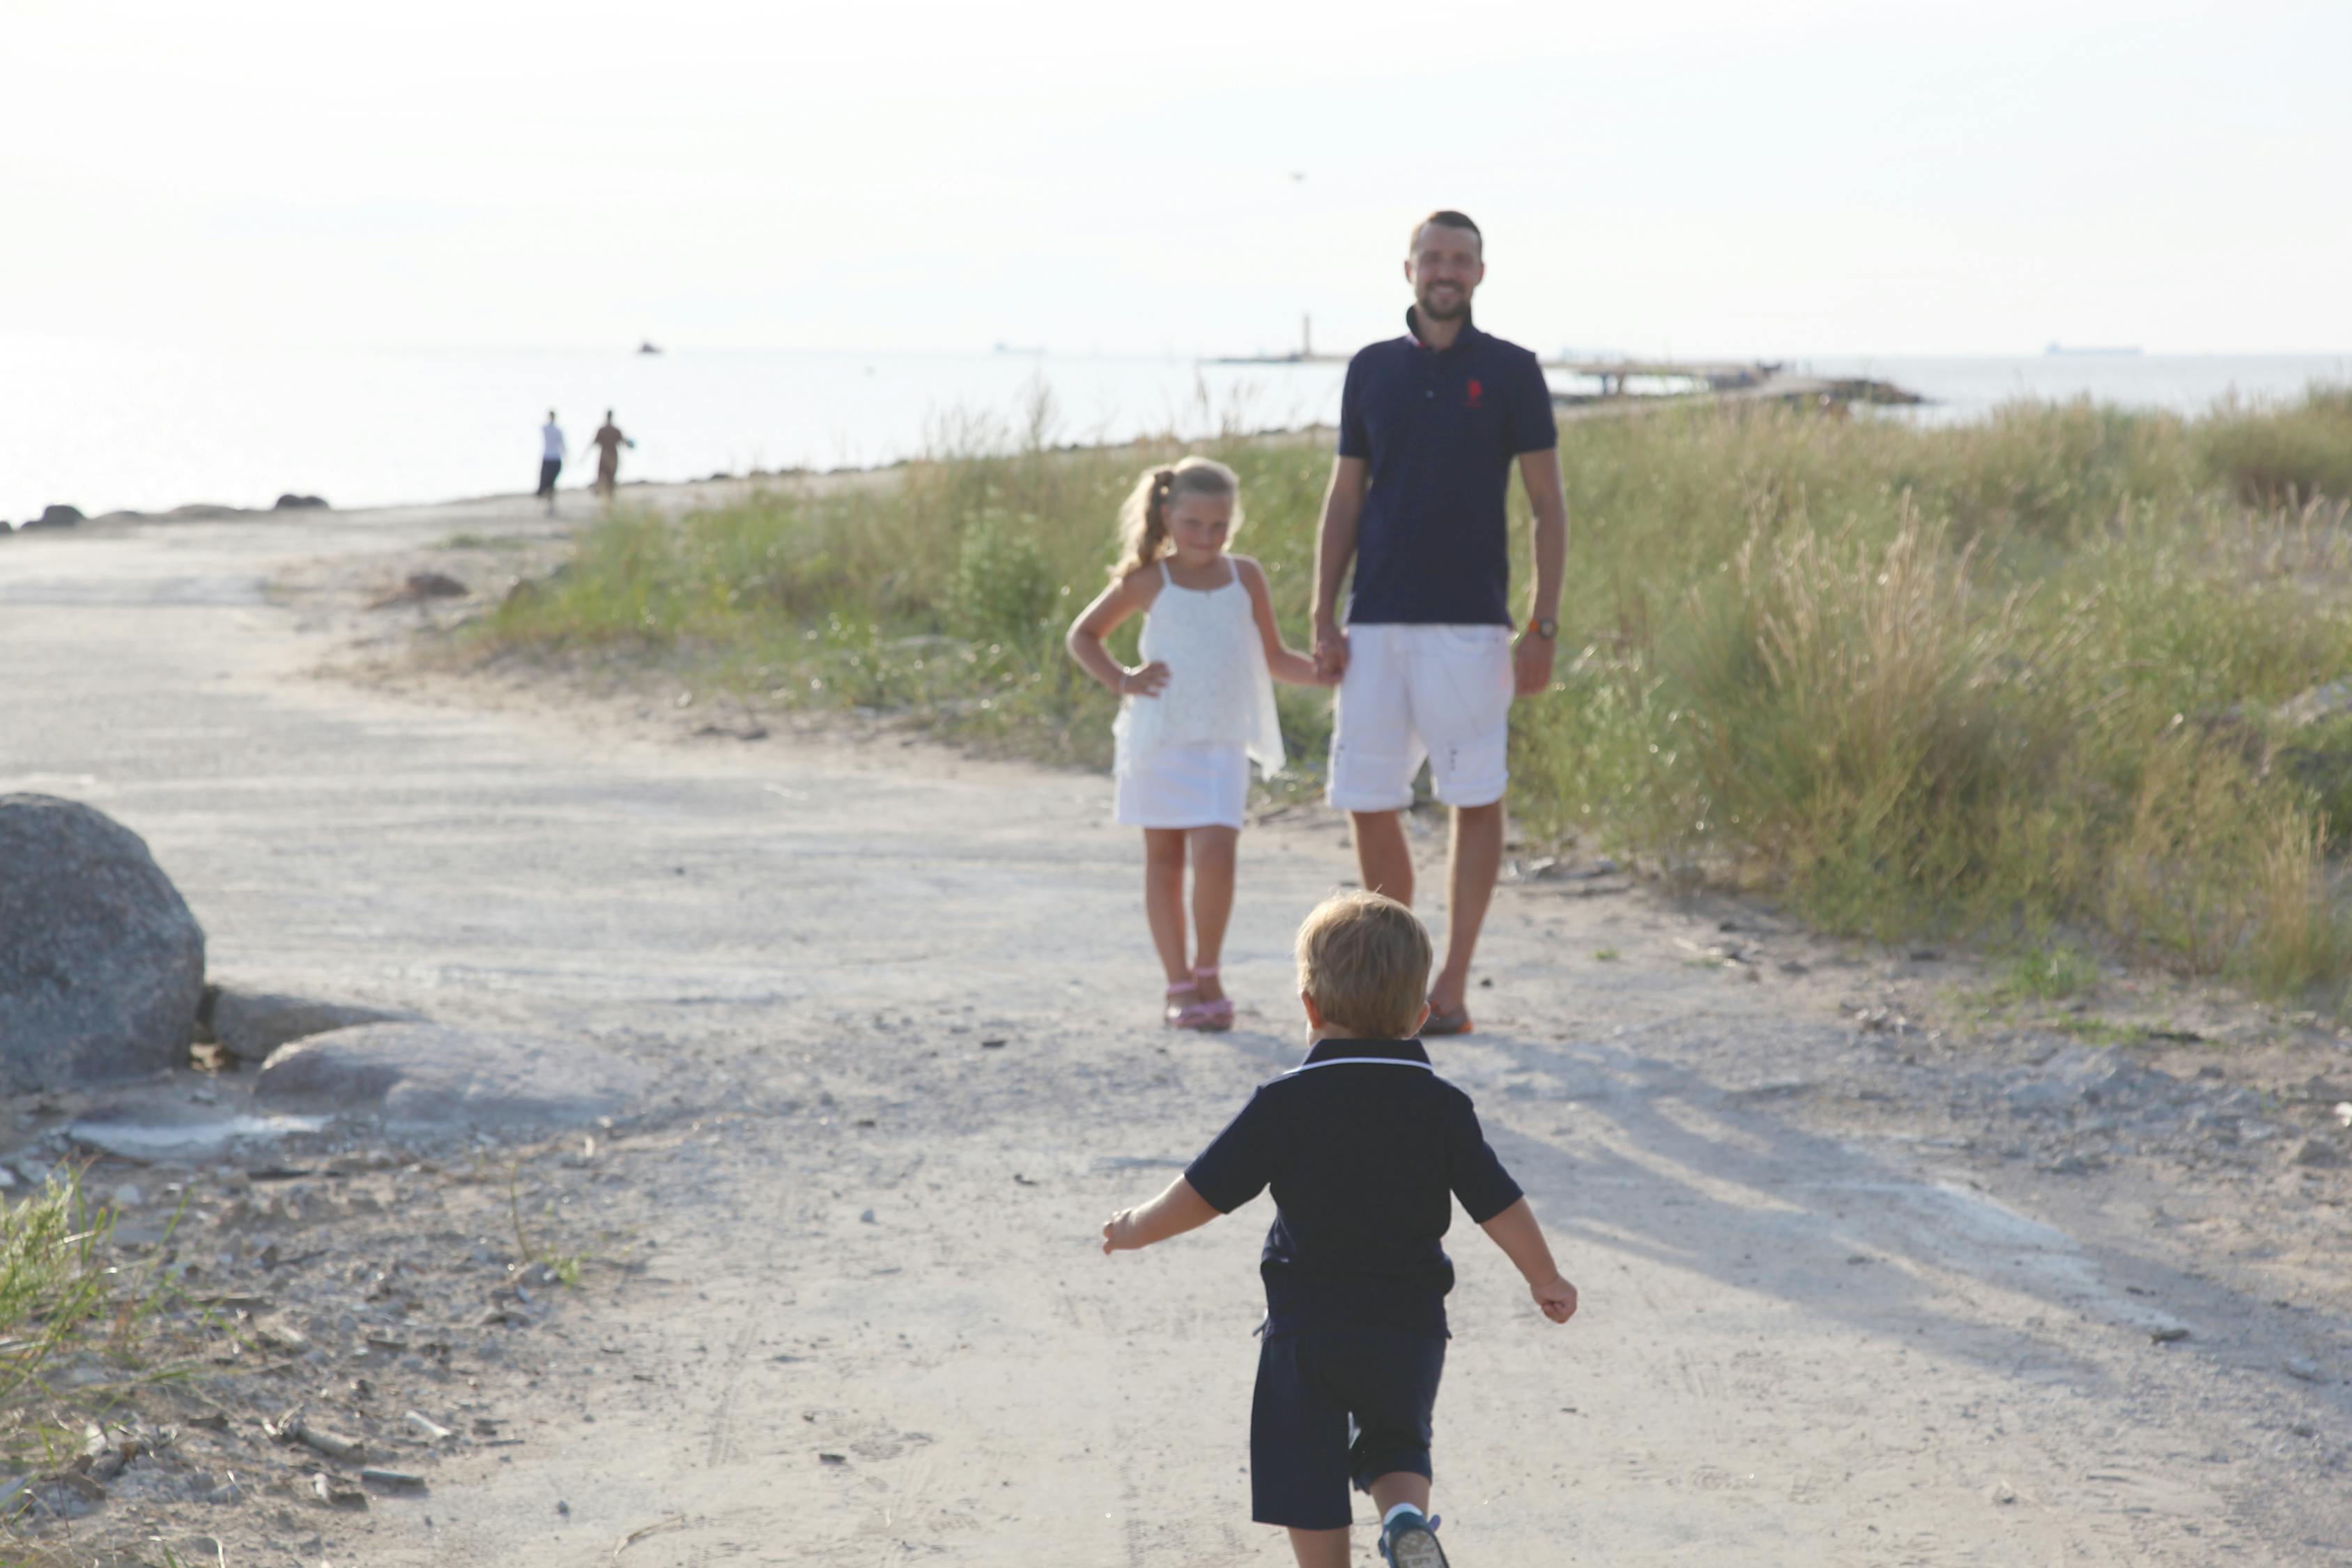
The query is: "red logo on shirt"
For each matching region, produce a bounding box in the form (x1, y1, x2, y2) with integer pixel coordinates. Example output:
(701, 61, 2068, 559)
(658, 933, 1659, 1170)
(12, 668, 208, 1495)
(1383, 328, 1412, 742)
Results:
(1466, 378, 1484, 409)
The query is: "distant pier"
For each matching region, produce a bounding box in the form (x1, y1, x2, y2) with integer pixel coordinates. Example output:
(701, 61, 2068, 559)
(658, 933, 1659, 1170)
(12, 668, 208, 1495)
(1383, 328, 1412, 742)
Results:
(1208, 348, 1926, 415)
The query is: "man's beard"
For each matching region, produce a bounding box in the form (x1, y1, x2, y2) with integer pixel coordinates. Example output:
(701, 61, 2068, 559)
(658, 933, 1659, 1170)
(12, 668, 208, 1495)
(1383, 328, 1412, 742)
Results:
(1416, 286, 1469, 322)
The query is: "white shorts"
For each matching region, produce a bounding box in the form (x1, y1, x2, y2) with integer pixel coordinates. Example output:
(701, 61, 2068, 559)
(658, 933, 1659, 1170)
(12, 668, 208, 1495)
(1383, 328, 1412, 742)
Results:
(1327, 624, 1513, 812)
(1115, 743, 1250, 830)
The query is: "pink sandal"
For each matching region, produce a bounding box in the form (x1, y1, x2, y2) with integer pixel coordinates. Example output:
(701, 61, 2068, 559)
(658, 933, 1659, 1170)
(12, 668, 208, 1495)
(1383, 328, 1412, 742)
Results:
(1163, 978, 1199, 1027)
(1173, 966, 1236, 1032)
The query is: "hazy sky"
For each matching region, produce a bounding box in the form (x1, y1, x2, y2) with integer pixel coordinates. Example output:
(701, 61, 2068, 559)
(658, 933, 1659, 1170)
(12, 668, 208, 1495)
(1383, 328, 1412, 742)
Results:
(6, 0, 2348, 358)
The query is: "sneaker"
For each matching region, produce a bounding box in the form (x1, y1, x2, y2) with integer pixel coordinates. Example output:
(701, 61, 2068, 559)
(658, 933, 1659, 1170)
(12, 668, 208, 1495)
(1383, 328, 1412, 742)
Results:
(1378, 1508, 1450, 1568)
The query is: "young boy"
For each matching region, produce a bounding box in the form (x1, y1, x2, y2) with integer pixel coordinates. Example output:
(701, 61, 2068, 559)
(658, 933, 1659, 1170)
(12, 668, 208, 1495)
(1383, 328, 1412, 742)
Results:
(1102, 891, 1578, 1568)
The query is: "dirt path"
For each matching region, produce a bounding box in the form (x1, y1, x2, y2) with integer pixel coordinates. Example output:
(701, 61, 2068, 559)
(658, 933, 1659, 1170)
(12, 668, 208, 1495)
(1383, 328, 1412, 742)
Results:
(2, 495, 2347, 1565)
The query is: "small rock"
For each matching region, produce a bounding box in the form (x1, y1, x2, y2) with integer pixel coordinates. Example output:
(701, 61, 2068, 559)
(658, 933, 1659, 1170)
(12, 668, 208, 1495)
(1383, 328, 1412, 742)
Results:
(310, 1473, 367, 1510)
(110, 1184, 144, 1210)
(2150, 1325, 2191, 1344)
(2275, 679, 2352, 728)
(557, 1499, 570, 1516)
(818, 1452, 847, 1465)
(252, 1315, 312, 1353)
(369, 571, 469, 608)
(405, 1410, 455, 1443)
(2284, 1357, 2326, 1383)
(360, 1466, 426, 1493)
(859, 1208, 877, 1224)
(1988, 1479, 2016, 1505)
(2291, 1137, 2346, 1169)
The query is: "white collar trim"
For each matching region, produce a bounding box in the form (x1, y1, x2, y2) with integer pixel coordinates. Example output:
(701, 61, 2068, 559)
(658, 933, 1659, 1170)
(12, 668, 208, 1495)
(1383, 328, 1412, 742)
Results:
(1280, 1056, 1434, 1077)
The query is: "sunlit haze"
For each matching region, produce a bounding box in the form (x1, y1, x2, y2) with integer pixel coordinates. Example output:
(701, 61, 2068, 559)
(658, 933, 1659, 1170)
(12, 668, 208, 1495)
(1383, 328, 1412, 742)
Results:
(6, 0, 2349, 358)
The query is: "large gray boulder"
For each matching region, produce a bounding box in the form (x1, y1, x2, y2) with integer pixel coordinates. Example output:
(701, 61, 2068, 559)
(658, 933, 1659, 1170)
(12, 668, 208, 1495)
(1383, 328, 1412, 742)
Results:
(254, 1023, 645, 1130)
(0, 795, 206, 1089)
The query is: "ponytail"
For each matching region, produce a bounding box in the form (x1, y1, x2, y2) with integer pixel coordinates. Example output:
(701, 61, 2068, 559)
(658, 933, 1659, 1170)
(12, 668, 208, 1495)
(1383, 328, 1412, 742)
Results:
(1112, 456, 1242, 580)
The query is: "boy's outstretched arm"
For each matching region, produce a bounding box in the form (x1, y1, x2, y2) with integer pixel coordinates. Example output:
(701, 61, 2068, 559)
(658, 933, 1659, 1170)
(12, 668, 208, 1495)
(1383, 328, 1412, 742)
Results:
(1479, 1197, 1579, 1323)
(1102, 1176, 1221, 1254)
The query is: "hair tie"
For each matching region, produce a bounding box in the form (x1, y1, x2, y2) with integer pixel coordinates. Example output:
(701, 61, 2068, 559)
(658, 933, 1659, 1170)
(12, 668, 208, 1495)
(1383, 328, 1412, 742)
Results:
(1154, 468, 1176, 493)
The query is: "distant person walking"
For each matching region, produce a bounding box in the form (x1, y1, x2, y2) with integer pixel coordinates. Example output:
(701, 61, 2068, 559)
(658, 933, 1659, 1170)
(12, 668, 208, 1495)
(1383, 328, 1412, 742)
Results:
(537, 411, 567, 515)
(588, 410, 633, 500)
(1311, 210, 1568, 1035)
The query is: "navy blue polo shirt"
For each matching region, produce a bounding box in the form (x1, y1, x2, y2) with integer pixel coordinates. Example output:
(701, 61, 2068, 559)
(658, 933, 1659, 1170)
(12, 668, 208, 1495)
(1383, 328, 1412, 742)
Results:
(1184, 1036, 1525, 1337)
(1337, 309, 1558, 627)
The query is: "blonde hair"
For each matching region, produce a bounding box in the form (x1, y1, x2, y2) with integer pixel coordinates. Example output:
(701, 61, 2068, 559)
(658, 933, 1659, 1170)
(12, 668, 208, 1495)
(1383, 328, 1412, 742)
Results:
(1294, 891, 1433, 1040)
(1114, 455, 1241, 578)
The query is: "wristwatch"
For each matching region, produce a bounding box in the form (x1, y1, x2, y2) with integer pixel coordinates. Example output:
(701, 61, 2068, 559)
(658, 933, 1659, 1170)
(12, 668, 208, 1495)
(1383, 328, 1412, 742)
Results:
(1530, 617, 1558, 640)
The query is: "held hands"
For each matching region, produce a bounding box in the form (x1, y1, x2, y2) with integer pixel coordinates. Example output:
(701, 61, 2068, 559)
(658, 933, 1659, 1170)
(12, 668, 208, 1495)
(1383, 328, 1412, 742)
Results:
(1311, 620, 1349, 684)
(1512, 627, 1557, 698)
(1118, 661, 1171, 698)
(1531, 1274, 1579, 1323)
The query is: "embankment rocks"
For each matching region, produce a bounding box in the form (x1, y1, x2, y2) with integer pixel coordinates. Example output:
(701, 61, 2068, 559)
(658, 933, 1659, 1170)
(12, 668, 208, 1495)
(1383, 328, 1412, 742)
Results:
(0, 794, 206, 1090)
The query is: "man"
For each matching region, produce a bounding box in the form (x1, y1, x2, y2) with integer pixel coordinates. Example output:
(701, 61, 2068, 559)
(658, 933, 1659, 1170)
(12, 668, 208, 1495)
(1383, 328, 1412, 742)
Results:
(588, 408, 634, 501)
(1311, 210, 1567, 1036)
(537, 410, 567, 515)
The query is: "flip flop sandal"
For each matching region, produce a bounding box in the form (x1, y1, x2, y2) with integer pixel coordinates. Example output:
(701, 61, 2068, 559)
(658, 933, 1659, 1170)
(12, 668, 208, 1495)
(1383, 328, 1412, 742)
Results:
(1423, 1000, 1475, 1036)
(1176, 967, 1236, 1033)
(1162, 979, 1199, 1027)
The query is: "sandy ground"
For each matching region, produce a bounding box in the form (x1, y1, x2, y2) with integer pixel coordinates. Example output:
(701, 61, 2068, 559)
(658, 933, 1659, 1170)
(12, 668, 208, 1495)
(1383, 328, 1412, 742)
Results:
(1, 489, 2349, 1567)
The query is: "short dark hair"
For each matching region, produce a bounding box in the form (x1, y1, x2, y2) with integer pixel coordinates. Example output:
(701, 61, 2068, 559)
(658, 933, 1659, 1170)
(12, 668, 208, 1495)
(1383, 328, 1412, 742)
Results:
(1410, 210, 1482, 255)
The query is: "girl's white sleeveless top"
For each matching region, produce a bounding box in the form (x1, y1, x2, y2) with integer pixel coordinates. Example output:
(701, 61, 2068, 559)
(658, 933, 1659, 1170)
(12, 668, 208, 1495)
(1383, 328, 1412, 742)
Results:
(1112, 561, 1286, 776)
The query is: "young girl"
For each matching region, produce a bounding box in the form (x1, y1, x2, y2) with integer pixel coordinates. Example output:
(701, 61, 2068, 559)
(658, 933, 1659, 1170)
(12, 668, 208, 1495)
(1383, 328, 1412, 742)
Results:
(1066, 457, 1327, 1031)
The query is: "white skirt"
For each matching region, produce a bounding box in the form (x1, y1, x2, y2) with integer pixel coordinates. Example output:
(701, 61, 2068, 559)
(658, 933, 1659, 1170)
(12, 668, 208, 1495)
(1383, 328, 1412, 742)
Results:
(1114, 743, 1250, 829)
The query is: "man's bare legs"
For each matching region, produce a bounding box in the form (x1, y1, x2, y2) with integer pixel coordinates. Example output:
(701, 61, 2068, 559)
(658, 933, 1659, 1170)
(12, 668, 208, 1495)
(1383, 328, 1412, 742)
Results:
(1431, 800, 1503, 1014)
(1348, 801, 1505, 1014)
(1186, 826, 1238, 1004)
(1142, 829, 1191, 985)
(1348, 808, 1415, 907)
(1284, 1473, 1434, 1568)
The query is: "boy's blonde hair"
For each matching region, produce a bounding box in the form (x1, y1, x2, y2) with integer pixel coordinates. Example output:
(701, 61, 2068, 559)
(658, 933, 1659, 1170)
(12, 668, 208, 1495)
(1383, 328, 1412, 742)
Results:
(1114, 455, 1242, 578)
(1294, 891, 1433, 1040)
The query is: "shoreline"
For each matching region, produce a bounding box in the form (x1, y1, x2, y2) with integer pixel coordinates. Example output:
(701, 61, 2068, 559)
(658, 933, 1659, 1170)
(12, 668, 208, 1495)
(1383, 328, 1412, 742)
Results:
(7, 351, 2346, 530)
(3, 422, 1345, 534)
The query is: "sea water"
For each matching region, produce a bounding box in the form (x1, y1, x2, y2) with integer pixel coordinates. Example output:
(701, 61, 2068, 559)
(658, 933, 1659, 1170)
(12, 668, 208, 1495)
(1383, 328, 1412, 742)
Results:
(2, 335, 2344, 523)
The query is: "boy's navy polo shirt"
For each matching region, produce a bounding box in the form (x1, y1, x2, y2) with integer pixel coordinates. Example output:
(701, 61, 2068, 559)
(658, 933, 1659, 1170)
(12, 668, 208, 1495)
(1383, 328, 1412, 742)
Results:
(1337, 309, 1559, 629)
(1184, 1036, 1524, 1337)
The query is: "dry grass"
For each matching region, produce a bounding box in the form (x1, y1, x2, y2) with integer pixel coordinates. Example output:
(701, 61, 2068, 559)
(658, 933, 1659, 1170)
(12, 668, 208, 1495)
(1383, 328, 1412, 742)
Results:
(468, 385, 2352, 1007)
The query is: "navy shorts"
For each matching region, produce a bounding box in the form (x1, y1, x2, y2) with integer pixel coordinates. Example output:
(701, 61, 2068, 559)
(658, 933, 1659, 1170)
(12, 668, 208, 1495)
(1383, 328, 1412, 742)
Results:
(1250, 1325, 1446, 1530)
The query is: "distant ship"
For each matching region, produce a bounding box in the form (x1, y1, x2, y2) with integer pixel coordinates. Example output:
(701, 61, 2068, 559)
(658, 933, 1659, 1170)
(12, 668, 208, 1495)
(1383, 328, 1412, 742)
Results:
(638, 341, 663, 355)
(993, 341, 1045, 355)
(2045, 343, 2141, 356)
